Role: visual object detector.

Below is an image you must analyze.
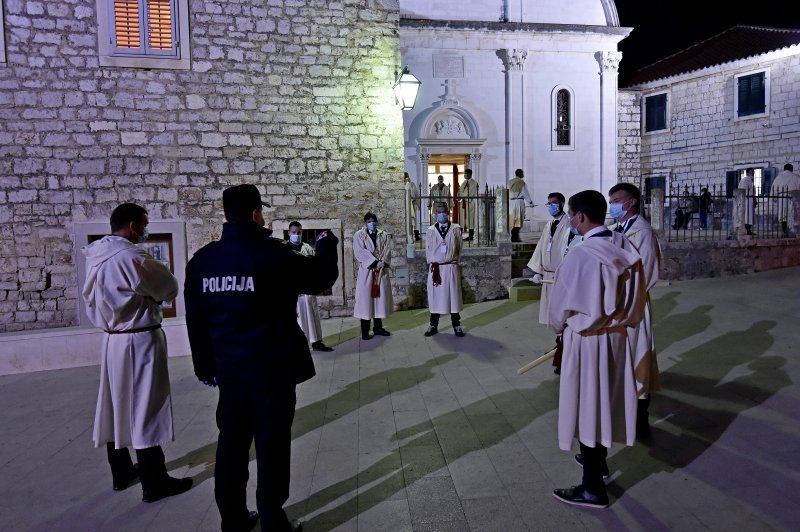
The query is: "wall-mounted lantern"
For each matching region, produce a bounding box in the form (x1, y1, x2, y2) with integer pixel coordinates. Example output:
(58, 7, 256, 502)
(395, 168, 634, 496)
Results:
(393, 66, 421, 111)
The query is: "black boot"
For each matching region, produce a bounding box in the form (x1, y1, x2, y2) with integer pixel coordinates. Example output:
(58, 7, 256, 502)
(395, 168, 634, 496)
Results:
(465, 229, 474, 241)
(414, 230, 421, 241)
(636, 396, 651, 440)
(745, 224, 755, 236)
(373, 317, 391, 336)
(511, 227, 520, 242)
(136, 445, 192, 503)
(360, 319, 371, 340)
(107, 443, 139, 491)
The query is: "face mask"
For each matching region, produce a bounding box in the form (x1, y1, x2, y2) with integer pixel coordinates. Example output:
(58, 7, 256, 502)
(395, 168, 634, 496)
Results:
(547, 203, 561, 217)
(137, 228, 149, 244)
(289, 234, 302, 244)
(367, 222, 377, 232)
(437, 213, 448, 224)
(569, 215, 580, 236)
(609, 202, 627, 221)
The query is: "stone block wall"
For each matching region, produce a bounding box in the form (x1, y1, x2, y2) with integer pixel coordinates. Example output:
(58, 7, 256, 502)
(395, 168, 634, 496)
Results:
(618, 89, 641, 185)
(662, 238, 800, 280)
(0, 0, 406, 332)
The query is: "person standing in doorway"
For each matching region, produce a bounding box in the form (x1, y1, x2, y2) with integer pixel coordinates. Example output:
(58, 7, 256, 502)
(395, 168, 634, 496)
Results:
(82, 203, 192, 503)
(353, 212, 393, 340)
(772, 163, 800, 237)
(459, 168, 479, 241)
(508, 168, 533, 242)
(424, 202, 465, 337)
(739, 168, 756, 236)
(288, 221, 333, 352)
(429, 174, 451, 213)
(405, 172, 422, 242)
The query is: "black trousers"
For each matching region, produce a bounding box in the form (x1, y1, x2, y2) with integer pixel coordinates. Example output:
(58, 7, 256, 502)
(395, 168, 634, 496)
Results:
(215, 381, 296, 532)
(360, 318, 383, 335)
(106, 443, 167, 491)
(579, 442, 608, 496)
(430, 313, 461, 327)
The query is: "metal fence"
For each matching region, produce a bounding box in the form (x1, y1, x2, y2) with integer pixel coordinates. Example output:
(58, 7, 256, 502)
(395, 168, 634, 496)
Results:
(407, 185, 497, 249)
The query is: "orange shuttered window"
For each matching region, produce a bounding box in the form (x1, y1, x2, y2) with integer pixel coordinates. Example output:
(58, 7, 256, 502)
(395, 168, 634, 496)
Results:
(113, 0, 142, 49)
(111, 0, 177, 56)
(146, 0, 174, 51)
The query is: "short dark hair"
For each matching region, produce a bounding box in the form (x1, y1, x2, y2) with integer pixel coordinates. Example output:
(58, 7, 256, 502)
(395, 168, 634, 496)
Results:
(464, 168, 473, 176)
(515, 168, 523, 177)
(110, 203, 147, 232)
(608, 182, 641, 212)
(568, 190, 607, 224)
(785, 163, 794, 172)
(547, 192, 565, 204)
(435, 202, 448, 211)
(289, 221, 302, 230)
(364, 212, 377, 223)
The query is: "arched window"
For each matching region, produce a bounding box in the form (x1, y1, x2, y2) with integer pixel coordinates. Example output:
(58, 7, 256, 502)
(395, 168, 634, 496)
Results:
(551, 86, 575, 150)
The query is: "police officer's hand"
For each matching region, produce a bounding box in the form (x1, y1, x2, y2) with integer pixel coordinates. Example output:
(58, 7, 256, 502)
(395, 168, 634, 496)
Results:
(199, 376, 218, 387)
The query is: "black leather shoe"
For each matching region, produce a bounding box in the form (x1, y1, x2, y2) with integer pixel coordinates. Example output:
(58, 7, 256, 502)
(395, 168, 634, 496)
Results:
(423, 326, 437, 337)
(361, 333, 372, 340)
(312, 341, 334, 352)
(290, 520, 303, 532)
(373, 328, 391, 336)
(552, 485, 609, 508)
(113, 464, 139, 491)
(453, 326, 465, 337)
(142, 476, 193, 503)
(222, 511, 258, 532)
(574, 454, 609, 478)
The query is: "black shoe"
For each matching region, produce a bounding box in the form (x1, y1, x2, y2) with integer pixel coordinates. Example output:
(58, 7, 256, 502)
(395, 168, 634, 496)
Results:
(453, 326, 465, 337)
(312, 341, 334, 352)
(552, 485, 609, 508)
(373, 328, 391, 336)
(291, 520, 303, 532)
(423, 325, 438, 337)
(361, 333, 372, 340)
(574, 454, 609, 478)
(142, 476, 193, 503)
(113, 464, 139, 491)
(222, 511, 258, 532)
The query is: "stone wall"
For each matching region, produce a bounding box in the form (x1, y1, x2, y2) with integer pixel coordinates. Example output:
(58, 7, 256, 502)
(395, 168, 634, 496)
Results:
(617, 89, 641, 185)
(0, 0, 406, 332)
(662, 238, 800, 280)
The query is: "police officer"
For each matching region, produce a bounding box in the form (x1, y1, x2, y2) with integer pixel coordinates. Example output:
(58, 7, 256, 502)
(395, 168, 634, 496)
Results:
(184, 184, 339, 532)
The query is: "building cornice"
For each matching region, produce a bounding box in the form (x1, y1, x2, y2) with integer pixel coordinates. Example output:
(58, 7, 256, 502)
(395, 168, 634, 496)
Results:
(399, 18, 631, 38)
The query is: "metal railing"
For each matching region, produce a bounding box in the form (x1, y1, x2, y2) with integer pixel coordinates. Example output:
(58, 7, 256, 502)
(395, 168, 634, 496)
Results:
(406, 185, 497, 249)
(661, 183, 733, 242)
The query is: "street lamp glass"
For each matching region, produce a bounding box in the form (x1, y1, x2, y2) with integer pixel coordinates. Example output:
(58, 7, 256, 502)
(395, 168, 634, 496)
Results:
(393, 68, 421, 111)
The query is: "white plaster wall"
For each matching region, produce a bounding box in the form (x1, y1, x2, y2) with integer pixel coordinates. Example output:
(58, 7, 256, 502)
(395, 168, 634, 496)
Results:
(400, 0, 610, 26)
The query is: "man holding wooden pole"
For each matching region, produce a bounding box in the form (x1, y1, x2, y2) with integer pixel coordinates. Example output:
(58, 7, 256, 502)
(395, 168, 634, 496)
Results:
(548, 190, 647, 508)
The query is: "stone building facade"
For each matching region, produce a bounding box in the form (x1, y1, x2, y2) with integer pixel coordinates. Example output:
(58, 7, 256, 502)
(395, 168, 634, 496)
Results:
(0, 0, 406, 332)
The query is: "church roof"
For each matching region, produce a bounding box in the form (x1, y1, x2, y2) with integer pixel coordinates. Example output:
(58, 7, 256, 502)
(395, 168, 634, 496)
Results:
(626, 26, 800, 87)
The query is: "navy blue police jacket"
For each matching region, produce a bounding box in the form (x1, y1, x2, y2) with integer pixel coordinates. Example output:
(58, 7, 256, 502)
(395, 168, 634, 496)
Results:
(184, 221, 339, 385)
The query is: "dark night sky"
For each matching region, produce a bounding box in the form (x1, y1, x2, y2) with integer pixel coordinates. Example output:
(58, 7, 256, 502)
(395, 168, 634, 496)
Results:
(614, 0, 800, 86)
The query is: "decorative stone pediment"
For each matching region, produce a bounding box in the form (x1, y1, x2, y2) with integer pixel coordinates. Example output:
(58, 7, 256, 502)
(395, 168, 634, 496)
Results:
(433, 116, 470, 139)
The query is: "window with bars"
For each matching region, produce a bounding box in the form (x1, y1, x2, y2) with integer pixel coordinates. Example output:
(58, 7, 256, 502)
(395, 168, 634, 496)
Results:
(556, 89, 571, 146)
(111, 0, 177, 57)
(736, 71, 767, 118)
(97, 0, 190, 69)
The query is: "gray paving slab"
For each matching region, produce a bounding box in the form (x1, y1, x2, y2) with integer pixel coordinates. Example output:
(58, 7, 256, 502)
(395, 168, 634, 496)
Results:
(1, 267, 800, 531)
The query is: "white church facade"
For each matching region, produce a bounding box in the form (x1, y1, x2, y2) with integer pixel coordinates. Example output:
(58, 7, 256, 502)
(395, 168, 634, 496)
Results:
(398, 0, 630, 227)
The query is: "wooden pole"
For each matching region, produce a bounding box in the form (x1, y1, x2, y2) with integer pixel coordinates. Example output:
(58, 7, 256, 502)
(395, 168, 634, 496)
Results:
(517, 347, 557, 375)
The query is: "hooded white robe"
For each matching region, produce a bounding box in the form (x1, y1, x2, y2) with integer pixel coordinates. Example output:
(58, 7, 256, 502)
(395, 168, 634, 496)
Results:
(293, 242, 323, 343)
(353, 228, 393, 320)
(549, 231, 646, 450)
(426, 223, 463, 314)
(619, 215, 662, 394)
(772, 170, 800, 224)
(527, 213, 571, 324)
(82, 235, 179, 449)
(739, 175, 756, 225)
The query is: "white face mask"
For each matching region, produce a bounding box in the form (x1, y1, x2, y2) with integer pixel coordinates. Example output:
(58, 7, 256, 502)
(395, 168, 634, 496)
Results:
(367, 222, 377, 232)
(289, 234, 302, 244)
(437, 213, 448, 224)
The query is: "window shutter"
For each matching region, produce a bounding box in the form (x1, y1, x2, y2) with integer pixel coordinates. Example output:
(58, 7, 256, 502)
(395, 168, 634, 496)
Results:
(725, 170, 739, 198)
(762, 167, 776, 195)
(645, 94, 667, 132)
(145, 0, 178, 57)
(751, 73, 766, 114)
(111, 0, 145, 54)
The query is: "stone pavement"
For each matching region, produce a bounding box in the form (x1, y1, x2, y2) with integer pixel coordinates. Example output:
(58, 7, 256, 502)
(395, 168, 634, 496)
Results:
(1, 267, 799, 531)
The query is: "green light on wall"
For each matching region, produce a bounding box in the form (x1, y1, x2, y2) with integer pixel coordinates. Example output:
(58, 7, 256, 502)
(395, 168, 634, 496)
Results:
(393, 66, 421, 111)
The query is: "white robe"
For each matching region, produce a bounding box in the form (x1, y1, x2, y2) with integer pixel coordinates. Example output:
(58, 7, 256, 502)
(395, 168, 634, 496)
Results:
(771, 170, 800, 223)
(527, 213, 571, 324)
(739, 175, 756, 225)
(458, 178, 479, 230)
(429, 183, 452, 211)
(549, 232, 646, 450)
(294, 242, 323, 343)
(616, 215, 662, 394)
(406, 181, 420, 232)
(82, 236, 179, 449)
(508, 177, 532, 228)
(353, 228, 393, 320)
(426, 223, 463, 314)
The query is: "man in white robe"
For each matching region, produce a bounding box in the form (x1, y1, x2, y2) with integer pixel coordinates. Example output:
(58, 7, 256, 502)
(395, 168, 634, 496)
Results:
(82, 203, 192, 502)
(772, 163, 800, 237)
(405, 172, 422, 242)
(428, 174, 451, 214)
(424, 203, 465, 337)
(458, 169, 479, 241)
(508, 168, 533, 242)
(549, 190, 646, 508)
(288, 221, 333, 352)
(608, 182, 663, 439)
(739, 168, 756, 235)
(353, 212, 393, 340)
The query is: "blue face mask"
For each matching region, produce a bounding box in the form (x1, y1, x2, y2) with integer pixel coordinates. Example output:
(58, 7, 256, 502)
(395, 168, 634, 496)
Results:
(437, 213, 448, 224)
(547, 203, 561, 217)
(137, 228, 149, 244)
(367, 222, 377, 232)
(609, 202, 627, 221)
(289, 234, 302, 244)
(569, 224, 580, 236)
